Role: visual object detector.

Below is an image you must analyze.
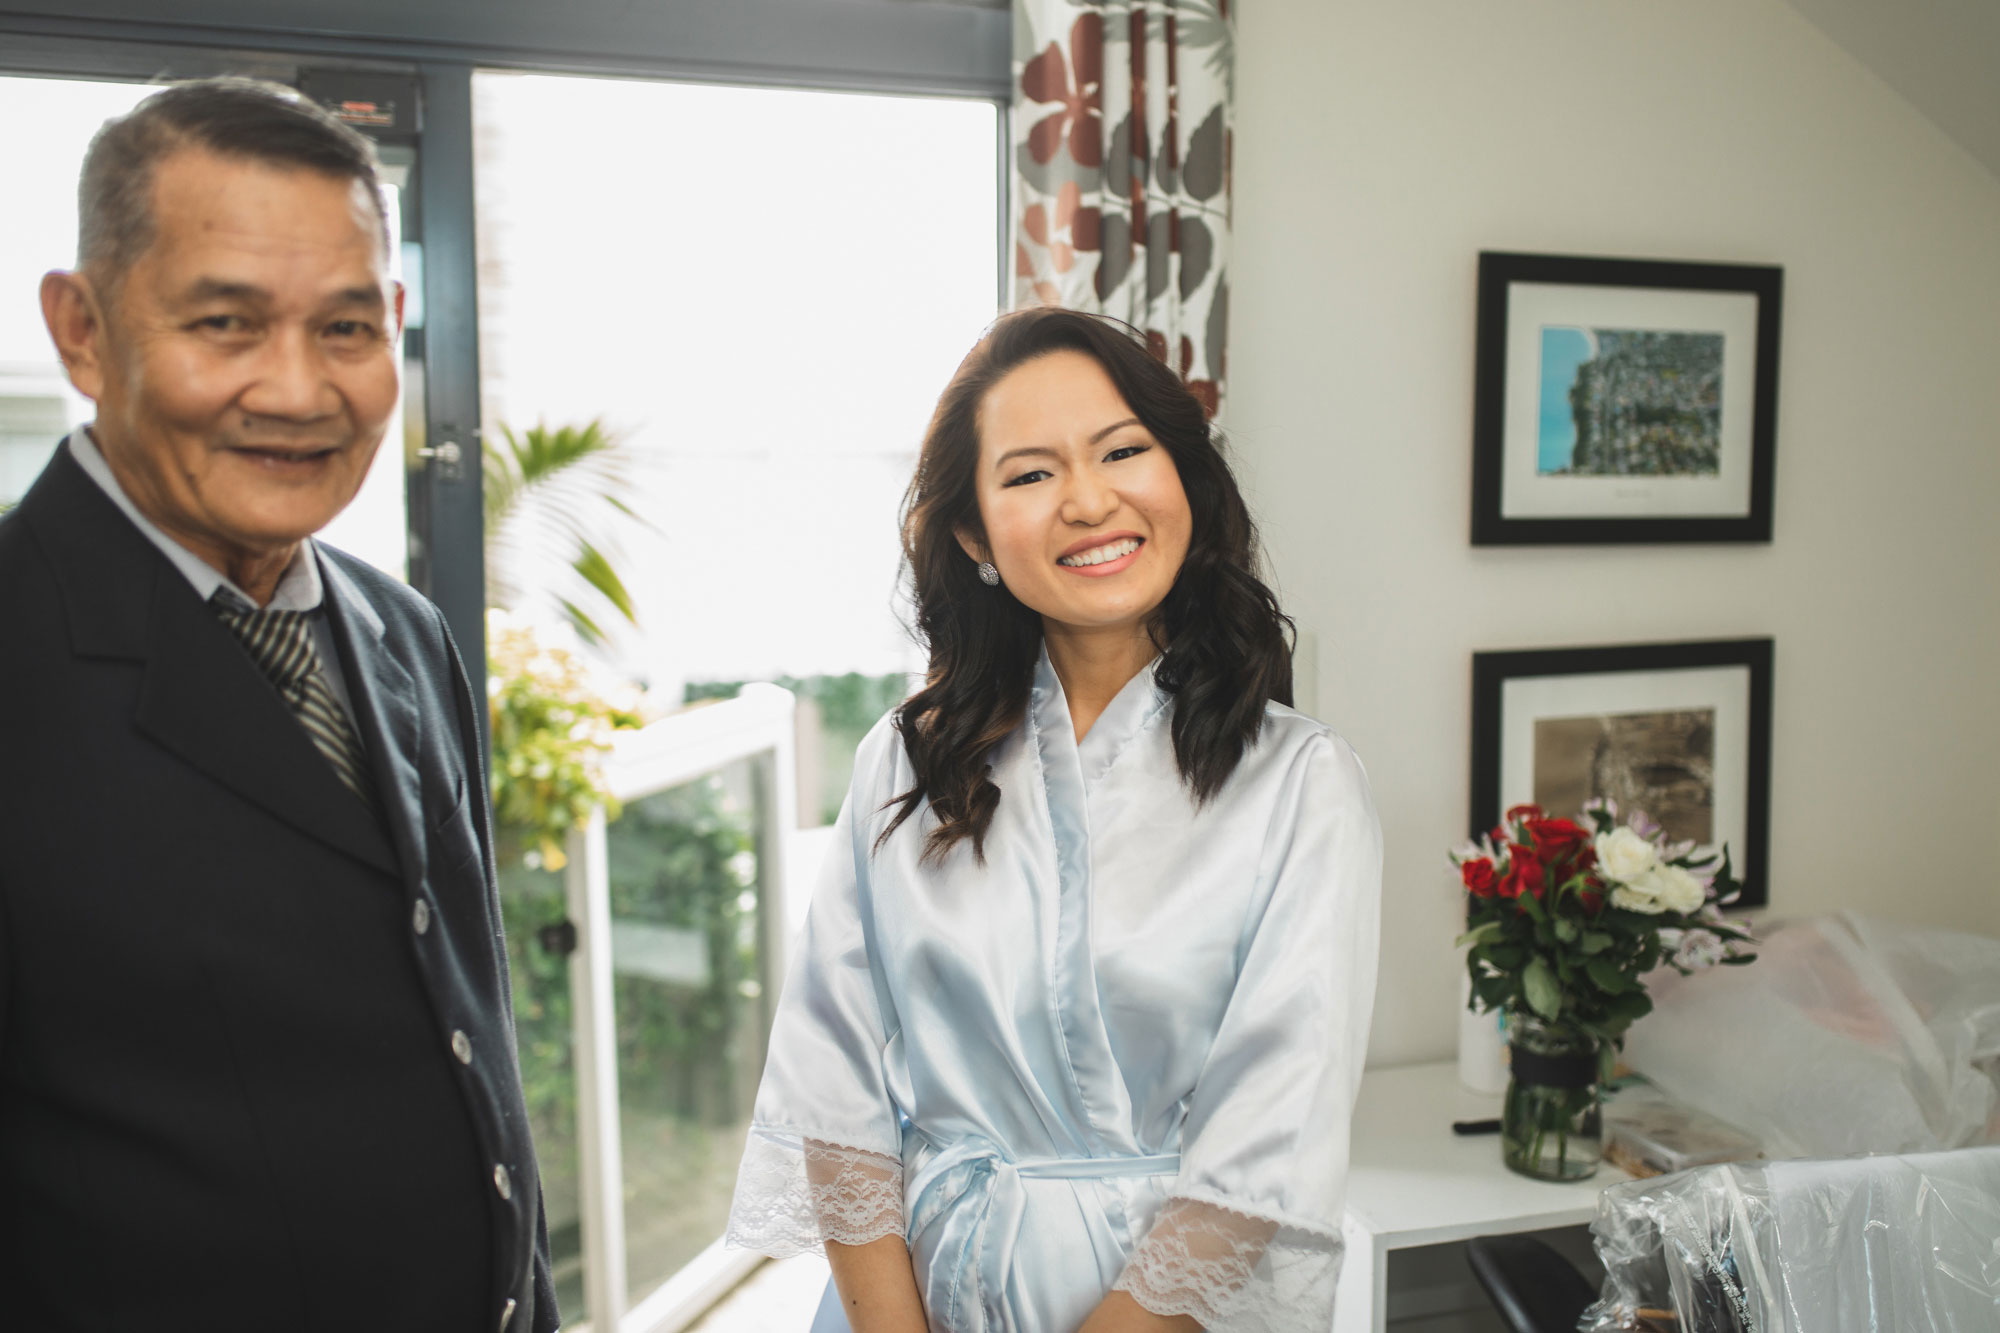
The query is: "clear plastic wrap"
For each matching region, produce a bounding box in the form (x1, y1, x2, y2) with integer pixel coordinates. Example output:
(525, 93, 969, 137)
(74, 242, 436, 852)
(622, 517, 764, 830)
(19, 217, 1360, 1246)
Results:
(1622, 913, 2000, 1157)
(1581, 1144, 2000, 1332)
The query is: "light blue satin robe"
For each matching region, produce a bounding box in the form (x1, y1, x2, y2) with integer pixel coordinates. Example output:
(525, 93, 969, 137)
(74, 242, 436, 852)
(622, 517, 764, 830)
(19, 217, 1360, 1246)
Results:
(726, 652, 1381, 1333)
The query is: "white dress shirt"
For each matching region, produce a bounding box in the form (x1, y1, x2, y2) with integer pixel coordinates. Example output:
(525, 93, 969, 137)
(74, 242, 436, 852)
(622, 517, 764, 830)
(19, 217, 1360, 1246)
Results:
(68, 430, 362, 725)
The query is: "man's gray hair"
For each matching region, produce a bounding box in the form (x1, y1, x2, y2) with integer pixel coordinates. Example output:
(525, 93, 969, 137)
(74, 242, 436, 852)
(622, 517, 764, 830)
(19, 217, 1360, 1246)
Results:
(78, 76, 389, 293)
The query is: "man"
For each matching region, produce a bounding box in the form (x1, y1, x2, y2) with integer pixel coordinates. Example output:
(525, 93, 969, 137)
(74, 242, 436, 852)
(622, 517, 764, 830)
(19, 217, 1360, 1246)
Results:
(0, 78, 556, 1332)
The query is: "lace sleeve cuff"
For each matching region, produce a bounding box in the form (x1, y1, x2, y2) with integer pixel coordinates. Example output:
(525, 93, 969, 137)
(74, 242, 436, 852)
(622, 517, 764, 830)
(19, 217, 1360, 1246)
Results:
(1113, 1195, 1346, 1333)
(725, 1128, 906, 1256)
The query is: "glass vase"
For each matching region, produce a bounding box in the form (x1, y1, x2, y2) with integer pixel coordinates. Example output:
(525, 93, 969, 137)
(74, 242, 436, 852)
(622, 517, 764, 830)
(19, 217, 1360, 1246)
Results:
(1501, 1012, 1602, 1181)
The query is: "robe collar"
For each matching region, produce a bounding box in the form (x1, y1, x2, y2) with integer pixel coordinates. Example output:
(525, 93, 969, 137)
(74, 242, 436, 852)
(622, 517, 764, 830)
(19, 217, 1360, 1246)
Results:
(1030, 643, 1173, 787)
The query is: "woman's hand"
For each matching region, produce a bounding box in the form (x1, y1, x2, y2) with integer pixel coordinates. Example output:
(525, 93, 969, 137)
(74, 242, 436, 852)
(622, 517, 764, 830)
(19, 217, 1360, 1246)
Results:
(1075, 1290, 1202, 1333)
(823, 1234, 928, 1333)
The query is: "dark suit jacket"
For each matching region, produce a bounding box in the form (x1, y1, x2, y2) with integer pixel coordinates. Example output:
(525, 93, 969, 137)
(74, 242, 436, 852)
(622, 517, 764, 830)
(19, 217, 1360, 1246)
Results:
(0, 444, 557, 1333)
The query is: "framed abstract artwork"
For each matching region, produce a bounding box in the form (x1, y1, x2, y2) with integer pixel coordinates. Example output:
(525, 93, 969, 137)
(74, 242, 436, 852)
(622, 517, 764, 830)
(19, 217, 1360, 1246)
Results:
(1471, 252, 1783, 545)
(1470, 638, 1774, 908)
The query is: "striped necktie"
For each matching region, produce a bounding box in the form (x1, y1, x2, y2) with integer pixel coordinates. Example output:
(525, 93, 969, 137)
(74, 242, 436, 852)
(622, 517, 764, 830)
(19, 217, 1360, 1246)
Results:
(210, 587, 380, 810)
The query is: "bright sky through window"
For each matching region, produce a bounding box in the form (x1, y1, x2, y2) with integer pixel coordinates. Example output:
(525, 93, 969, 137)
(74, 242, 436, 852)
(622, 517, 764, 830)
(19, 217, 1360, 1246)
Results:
(473, 72, 1000, 699)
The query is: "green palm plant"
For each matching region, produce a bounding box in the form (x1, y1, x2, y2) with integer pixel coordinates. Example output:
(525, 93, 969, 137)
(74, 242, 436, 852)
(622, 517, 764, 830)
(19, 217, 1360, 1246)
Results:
(483, 419, 644, 646)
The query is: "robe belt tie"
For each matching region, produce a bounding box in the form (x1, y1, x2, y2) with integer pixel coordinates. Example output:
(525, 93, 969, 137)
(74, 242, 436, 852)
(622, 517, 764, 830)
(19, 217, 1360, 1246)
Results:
(905, 1136, 1181, 1333)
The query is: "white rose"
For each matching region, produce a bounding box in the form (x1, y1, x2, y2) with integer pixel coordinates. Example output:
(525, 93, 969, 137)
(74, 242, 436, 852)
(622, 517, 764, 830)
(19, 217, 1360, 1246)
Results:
(1611, 864, 1706, 915)
(1652, 864, 1708, 914)
(1595, 826, 1659, 883)
(1609, 880, 1668, 914)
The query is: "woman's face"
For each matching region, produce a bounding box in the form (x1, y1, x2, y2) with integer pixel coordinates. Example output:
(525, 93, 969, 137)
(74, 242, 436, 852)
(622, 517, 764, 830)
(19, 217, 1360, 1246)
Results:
(960, 349, 1192, 640)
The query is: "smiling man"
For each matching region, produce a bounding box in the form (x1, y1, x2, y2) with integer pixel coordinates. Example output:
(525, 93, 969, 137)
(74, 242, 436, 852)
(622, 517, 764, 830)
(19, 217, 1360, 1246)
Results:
(0, 79, 555, 1332)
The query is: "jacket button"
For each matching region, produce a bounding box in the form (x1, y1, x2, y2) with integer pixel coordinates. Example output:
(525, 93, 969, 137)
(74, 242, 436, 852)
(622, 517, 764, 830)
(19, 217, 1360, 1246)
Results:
(413, 899, 432, 935)
(499, 1297, 517, 1329)
(451, 1030, 473, 1064)
(493, 1163, 513, 1201)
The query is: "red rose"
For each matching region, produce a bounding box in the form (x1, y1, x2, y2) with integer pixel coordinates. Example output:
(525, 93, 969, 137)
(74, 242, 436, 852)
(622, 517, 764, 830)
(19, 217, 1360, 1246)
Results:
(1526, 816, 1590, 859)
(1496, 845, 1544, 901)
(1579, 886, 1605, 913)
(1505, 803, 1544, 825)
(1460, 858, 1497, 898)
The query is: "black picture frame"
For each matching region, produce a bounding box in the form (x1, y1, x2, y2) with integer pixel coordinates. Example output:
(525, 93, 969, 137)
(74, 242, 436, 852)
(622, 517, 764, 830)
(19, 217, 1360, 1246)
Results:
(1470, 638, 1773, 908)
(1472, 251, 1783, 545)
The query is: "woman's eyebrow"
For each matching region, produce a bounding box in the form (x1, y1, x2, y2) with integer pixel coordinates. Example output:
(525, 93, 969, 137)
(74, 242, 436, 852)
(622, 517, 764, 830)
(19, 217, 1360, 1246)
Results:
(993, 444, 1060, 469)
(1088, 416, 1142, 444)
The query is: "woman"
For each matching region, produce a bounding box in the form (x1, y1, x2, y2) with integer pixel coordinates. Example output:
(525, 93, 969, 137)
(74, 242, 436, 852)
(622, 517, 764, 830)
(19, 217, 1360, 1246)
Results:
(726, 308, 1381, 1333)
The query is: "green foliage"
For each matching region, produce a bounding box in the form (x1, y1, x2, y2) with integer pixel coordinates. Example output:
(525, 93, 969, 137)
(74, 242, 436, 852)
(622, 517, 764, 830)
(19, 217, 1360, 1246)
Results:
(1522, 957, 1561, 1020)
(606, 776, 762, 1123)
(496, 842, 577, 1178)
(484, 419, 644, 648)
(487, 612, 643, 869)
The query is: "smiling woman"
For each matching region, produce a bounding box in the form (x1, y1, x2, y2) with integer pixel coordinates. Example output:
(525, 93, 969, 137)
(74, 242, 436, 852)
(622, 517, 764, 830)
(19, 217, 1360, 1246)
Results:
(894, 307, 1295, 863)
(724, 308, 1384, 1333)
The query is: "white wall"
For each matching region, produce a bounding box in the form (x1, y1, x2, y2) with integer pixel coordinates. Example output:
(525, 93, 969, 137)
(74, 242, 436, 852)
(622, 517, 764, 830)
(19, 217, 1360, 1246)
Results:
(1229, 0, 2000, 1068)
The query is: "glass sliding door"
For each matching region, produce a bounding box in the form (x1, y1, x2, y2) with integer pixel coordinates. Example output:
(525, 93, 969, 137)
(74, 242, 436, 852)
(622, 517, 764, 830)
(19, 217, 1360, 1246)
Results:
(473, 68, 1000, 1329)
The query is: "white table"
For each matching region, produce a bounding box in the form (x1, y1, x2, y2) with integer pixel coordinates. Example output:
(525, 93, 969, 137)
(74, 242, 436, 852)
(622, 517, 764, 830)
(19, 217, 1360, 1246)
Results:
(1332, 1061, 1609, 1333)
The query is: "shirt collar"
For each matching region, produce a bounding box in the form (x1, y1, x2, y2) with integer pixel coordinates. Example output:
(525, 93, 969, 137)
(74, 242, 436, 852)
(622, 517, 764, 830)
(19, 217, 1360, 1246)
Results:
(69, 428, 324, 613)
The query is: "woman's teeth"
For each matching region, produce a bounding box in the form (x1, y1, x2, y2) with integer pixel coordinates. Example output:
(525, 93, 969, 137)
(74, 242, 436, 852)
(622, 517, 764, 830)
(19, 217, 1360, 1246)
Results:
(1058, 538, 1142, 568)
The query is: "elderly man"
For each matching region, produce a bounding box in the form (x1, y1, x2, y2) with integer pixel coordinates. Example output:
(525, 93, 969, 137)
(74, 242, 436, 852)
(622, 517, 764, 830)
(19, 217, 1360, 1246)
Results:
(0, 78, 555, 1331)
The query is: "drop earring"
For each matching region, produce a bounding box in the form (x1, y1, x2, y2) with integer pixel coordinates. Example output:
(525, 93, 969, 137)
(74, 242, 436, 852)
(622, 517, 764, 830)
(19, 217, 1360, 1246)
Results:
(978, 562, 1001, 586)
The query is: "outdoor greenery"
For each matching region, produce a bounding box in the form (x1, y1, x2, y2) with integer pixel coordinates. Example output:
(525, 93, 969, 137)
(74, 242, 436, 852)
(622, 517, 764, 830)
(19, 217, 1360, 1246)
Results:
(488, 617, 771, 1312)
(487, 611, 642, 870)
(484, 418, 645, 648)
(484, 427, 861, 1298)
(606, 775, 763, 1125)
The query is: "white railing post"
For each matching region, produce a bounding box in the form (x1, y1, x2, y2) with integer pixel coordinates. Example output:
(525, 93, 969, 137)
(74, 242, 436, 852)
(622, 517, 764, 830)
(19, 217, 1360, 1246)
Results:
(567, 806, 628, 1328)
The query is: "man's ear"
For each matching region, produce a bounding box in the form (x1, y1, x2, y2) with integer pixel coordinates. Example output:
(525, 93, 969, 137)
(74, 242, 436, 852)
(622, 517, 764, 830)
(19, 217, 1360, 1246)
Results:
(953, 526, 990, 566)
(40, 270, 107, 403)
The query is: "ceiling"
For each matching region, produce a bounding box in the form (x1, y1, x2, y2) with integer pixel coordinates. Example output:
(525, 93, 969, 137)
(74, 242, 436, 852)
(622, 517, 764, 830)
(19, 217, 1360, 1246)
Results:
(1780, 0, 2000, 181)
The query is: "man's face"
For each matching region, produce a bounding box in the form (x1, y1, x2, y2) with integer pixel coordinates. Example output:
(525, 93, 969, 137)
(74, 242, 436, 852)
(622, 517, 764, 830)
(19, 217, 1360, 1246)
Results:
(66, 147, 402, 570)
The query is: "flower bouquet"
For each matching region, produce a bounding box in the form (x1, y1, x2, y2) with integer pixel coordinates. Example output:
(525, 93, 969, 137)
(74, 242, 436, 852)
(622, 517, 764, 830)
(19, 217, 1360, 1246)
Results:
(1453, 799, 1756, 1180)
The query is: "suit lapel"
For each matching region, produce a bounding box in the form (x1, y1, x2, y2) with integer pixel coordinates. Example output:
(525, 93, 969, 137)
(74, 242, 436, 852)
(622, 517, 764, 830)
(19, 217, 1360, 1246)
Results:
(318, 551, 430, 895)
(134, 570, 401, 877)
(24, 440, 400, 878)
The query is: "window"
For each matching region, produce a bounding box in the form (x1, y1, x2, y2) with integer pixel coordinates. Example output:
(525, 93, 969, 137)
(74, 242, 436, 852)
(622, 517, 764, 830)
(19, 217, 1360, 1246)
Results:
(0, 27, 1004, 1327)
(0, 76, 150, 507)
(473, 70, 1000, 1326)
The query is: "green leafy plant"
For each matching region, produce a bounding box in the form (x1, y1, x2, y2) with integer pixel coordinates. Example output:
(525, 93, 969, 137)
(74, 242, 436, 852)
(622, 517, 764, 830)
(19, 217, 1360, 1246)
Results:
(484, 418, 645, 647)
(487, 610, 643, 870)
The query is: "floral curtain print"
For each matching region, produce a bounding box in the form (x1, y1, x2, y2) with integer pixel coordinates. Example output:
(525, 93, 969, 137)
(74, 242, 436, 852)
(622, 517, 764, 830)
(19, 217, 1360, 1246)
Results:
(1012, 1, 1235, 415)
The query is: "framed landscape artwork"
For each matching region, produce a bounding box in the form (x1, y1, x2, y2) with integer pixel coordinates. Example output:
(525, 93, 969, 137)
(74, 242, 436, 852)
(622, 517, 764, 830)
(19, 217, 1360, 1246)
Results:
(1471, 252, 1783, 545)
(1470, 639, 1773, 908)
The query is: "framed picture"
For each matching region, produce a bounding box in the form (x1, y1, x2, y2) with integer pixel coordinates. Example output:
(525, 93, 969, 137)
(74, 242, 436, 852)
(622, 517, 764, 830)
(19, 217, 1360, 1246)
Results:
(1470, 639, 1773, 908)
(1471, 251, 1783, 545)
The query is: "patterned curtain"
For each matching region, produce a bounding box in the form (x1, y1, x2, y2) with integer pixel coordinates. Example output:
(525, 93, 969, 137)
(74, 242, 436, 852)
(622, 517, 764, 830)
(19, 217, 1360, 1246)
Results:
(1011, 1, 1235, 415)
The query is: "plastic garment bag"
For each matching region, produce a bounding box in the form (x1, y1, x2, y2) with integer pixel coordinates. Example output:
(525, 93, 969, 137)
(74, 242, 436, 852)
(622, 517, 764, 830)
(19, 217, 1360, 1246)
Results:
(1622, 913, 2000, 1158)
(1582, 1144, 2000, 1332)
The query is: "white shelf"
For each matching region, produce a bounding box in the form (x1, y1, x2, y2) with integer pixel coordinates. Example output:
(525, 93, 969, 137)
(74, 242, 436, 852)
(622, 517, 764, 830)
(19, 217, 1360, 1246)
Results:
(1334, 1060, 1610, 1333)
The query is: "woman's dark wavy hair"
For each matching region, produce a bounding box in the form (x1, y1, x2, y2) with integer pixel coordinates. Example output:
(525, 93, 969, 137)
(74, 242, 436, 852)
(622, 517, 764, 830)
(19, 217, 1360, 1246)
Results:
(883, 307, 1294, 864)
